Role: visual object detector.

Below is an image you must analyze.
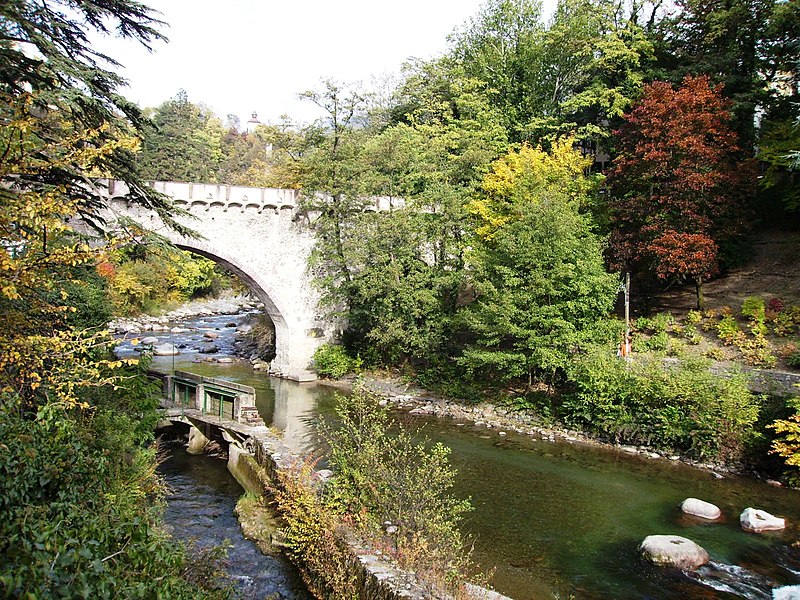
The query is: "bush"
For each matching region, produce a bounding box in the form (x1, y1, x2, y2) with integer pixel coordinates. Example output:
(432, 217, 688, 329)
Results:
(717, 314, 743, 345)
(0, 386, 229, 598)
(741, 296, 766, 321)
(768, 397, 800, 486)
(311, 344, 361, 379)
(563, 347, 761, 460)
(319, 385, 472, 587)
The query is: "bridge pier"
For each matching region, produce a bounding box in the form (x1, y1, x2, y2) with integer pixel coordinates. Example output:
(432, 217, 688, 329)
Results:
(187, 425, 211, 455)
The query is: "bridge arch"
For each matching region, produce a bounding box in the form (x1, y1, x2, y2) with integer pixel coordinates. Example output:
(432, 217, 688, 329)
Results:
(173, 240, 289, 332)
(99, 180, 334, 381)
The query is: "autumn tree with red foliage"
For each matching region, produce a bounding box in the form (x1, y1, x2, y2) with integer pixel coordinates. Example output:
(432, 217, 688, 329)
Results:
(608, 75, 756, 310)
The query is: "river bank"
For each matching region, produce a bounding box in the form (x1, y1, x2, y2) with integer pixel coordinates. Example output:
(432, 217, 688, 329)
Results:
(321, 374, 797, 486)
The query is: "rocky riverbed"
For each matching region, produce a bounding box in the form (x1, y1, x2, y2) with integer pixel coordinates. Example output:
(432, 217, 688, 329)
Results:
(108, 294, 262, 335)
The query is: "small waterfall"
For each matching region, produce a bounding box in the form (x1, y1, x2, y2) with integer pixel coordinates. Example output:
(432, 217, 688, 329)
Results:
(690, 562, 775, 599)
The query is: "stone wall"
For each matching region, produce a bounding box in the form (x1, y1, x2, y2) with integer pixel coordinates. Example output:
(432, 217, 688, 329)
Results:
(242, 428, 510, 600)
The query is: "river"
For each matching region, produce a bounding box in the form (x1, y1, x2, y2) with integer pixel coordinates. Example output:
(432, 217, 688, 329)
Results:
(120, 311, 800, 599)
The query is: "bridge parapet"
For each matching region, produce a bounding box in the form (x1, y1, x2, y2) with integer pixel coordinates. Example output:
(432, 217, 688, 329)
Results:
(103, 179, 300, 215)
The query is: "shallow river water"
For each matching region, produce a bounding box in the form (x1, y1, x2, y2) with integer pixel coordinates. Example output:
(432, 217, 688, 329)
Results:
(122, 313, 800, 599)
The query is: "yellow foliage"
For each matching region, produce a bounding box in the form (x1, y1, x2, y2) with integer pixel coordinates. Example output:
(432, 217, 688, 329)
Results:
(770, 411, 800, 468)
(0, 92, 135, 409)
(469, 137, 598, 240)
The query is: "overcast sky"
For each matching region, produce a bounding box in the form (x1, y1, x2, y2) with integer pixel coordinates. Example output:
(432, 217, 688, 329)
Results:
(96, 0, 555, 127)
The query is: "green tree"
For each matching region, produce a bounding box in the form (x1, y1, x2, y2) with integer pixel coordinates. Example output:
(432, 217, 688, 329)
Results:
(459, 141, 618, 388)
(655, 0, 793, 149)
(301, 80, 373, 292)
(217, 117, 305, 188)
(137, 90, 225, 182)
(448, 0, 545, 140)
(309, 66, 508, 370)
(449, 0, 654, 148)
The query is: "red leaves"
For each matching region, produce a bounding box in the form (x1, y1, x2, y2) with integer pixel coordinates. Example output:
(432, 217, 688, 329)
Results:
(609, 74, 756, 285)
(648, 231, 718, 280)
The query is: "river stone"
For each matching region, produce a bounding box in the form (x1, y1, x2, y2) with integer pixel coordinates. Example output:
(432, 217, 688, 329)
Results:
(140, 336, 159, 345)
(199, 344, 219, 354)
(204, 331, 219, 339)
(153, 343, 180, 356)
(740, 507, 785, 532)
(639, 535, 709, 570)
(681, 498, 722, 520)
(312, 469, 333, 482)
(773, 585, 800, 599)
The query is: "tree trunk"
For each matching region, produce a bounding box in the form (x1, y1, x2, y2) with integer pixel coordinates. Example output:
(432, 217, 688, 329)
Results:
(695, 277, 704, 311)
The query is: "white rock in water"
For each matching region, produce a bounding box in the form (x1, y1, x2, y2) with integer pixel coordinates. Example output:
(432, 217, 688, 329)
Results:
(153, 343, 180, 356)
(680, 498, 722, 520)
(740, 507, 785, 532)
(773, 585, 800, 599)
(639, 535, 709, 570)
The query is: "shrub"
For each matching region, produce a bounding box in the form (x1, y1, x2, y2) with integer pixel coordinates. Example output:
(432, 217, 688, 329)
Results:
(318, 385, 472, 589)
(311, 344, 360, 379)
(273, 460, 360, 599)
(738, 335, 777, 368)
(771, 311, 796, 336)
(0, 386, 229, 598)
(768, 397, 800, 486)
(717, 315, 742, 345)
(767, 298, 785, 313)
(686, 310, 703, 326)
(788, 350, 800, 369)
(564, 347, 761, 460)
(741, 296, 766, 321)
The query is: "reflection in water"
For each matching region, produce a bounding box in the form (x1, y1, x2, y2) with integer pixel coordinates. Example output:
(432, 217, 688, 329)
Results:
(270, 380, 322, 454)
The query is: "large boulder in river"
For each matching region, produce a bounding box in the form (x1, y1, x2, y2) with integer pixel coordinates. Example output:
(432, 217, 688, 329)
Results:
(140, 336, 159, 345)
(198, 344, 219, 354)
(680, 498, 722, 520)
(740, 508, 785, 533)
(640, 535, 709, 570)
(153, 343, 180, 356)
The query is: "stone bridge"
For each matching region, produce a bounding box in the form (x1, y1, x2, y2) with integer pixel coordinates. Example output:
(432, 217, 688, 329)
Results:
(94, 180, 396, 381)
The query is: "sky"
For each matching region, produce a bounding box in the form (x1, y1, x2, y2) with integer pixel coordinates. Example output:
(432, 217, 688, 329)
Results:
(94, 0, 513, 127)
